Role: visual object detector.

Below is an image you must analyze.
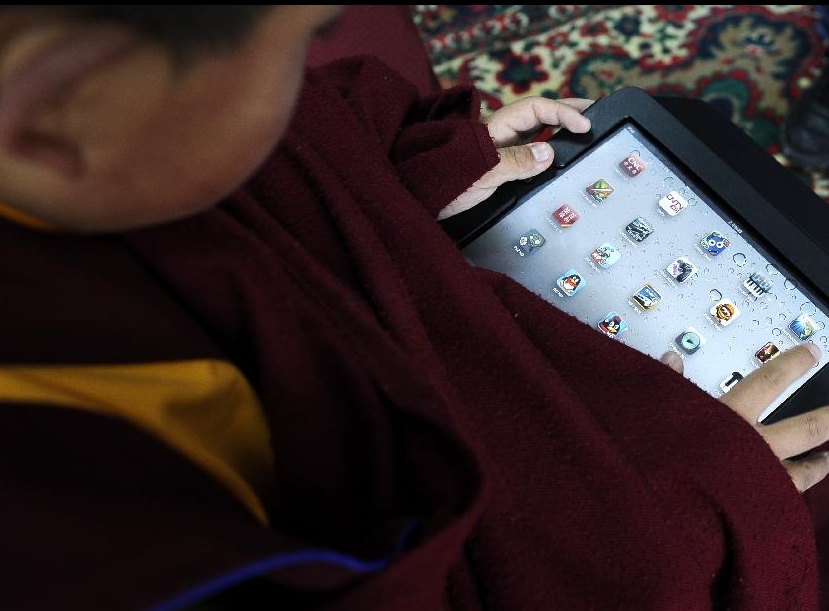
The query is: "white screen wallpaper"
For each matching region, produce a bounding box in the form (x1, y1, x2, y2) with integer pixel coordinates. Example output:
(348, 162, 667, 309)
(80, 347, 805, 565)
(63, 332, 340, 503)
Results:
(463, 123, 829, 420)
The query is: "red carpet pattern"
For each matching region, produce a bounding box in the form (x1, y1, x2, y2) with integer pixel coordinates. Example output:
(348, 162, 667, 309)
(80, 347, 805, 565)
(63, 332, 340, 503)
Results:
(409, 4, 829, 201)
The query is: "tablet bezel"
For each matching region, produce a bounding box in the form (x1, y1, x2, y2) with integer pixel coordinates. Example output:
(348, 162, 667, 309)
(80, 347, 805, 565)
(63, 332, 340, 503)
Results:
(440, 86, 829, 424)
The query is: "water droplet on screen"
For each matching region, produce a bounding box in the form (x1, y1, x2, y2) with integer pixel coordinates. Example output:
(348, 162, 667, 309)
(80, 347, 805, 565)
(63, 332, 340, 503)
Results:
(800, 302, 817, 315)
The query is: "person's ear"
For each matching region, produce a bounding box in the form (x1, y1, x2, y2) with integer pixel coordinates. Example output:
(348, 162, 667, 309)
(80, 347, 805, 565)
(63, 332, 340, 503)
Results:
(0, 24, 138, 179)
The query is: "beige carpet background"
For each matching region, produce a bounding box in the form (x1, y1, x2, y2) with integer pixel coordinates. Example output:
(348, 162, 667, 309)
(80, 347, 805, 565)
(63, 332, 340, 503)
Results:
(409, 5, 829, 201)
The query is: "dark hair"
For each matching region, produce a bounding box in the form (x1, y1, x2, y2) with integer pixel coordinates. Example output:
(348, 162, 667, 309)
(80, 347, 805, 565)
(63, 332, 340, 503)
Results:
(56, 5, 276, 64)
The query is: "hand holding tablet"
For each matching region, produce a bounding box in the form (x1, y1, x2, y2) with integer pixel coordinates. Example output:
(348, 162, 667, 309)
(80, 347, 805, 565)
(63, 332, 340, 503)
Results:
(445, 87, 829, 425)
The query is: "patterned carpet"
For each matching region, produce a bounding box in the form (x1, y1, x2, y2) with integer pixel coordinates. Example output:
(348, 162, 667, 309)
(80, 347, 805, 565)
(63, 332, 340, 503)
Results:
(409, 4, 829, 201)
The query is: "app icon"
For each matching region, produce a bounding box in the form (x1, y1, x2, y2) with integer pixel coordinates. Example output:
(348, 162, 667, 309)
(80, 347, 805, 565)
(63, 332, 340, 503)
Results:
(619, 152, 646, 177)
(790, 313, 817, 340)
(552, 204, 580, 228)
(700, 231, 730, 257)
(658, 190, 689, 216)
(676, 327, 706, 354)
(586, 179, 614, 202)
(719, 371, 744, 393)
(590, 243, 621, 269)
(556, 269, 586, 296)
(742, 272, 773, 300)
(666, 256, 697, 283)
(632, 283, 662, 311)
(598, 311, 628, 337)
(625, 217, 654, 242)
(514, 229, 546, 256)
(710, 298, 740, 326)
(755, 342, 780, 364)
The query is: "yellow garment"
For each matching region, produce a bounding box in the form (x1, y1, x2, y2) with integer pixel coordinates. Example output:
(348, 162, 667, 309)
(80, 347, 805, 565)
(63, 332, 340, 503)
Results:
(0, 360, 275, 525)
(0, 200, 59, 231)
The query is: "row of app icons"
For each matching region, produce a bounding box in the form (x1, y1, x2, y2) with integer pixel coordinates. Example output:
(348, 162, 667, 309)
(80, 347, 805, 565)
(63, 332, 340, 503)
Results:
(557, 263, 816, 340)
(588, 149, 686, 213)
(595, 306, 816, 349)
(515, 225, 731, 262)
(517, 149, 714, 261)
(595, 321, 780, 391)
(574, 152, 812, 394)
(516, 225, 732, 292)
(555, 265, 777, 310)
(512, 219, 813, 354)
(677, 333, 794, 395)
(596, 310, 815, 396)
(513, 204, 731, 260)
(586, 151, 648, 203)
(532, 190, 697, 238)
(586, 177, 689, 219)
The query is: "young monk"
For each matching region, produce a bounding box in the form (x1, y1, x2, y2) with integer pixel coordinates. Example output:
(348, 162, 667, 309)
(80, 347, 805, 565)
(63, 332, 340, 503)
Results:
(2, 6, 829, 610)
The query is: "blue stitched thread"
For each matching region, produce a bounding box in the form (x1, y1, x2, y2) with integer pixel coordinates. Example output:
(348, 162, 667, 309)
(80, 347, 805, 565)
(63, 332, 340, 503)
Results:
(144, 520, 422, 611)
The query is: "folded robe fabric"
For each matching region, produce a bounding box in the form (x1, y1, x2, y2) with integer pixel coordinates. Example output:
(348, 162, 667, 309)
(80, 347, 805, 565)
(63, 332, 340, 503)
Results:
(0, 55, 821, 610)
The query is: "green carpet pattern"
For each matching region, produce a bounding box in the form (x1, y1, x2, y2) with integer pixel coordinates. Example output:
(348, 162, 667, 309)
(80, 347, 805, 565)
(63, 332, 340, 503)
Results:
(409, 4, 829, 200)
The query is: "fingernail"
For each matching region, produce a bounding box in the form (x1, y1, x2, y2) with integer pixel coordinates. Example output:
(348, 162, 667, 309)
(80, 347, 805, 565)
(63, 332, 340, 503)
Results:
(530, 142, 551, 162)
(804, 342, 822, 363)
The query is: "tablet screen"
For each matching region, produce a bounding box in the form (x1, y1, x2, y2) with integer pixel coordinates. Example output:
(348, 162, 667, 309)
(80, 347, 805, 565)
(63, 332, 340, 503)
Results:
(461, 122, 829, 421)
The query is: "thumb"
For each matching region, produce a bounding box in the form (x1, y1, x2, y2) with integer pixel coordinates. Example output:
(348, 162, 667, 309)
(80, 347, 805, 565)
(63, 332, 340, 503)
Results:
(436, 142, 554, 220)
(489, 142, 554, 184)
(659, 351, 684, 374)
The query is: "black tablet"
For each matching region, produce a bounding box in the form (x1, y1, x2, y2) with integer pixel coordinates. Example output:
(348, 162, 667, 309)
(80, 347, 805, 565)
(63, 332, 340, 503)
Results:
(442, 86, 829, 424)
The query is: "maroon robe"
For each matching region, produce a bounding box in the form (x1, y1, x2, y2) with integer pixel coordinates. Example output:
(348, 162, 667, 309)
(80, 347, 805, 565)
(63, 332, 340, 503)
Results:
(0, 56, 820, 610)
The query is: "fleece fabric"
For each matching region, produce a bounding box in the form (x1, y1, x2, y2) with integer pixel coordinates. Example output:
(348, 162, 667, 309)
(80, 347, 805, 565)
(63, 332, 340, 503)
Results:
(0, 55, 820, 611)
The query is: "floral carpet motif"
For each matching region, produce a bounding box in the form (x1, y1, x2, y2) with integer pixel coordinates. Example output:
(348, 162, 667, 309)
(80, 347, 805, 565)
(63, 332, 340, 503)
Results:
(409, 4, 829, 201)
